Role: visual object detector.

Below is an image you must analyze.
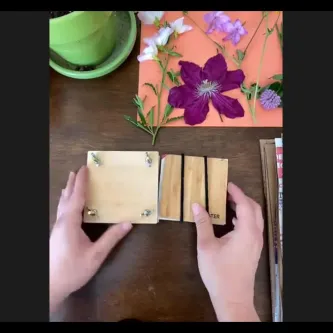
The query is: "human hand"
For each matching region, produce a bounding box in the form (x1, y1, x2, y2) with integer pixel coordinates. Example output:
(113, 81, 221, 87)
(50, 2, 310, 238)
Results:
(192, 182, 264, 322)
(49, 166, 133, 314)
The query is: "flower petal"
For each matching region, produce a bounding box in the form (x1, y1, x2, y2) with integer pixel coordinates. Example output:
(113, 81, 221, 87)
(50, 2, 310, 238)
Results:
(184, 95, 210, 125)
(211, 94, 244, 119)
(202, 53, 227, 84)
(170, 17, 184, 31)
(220, 70, 245, 92)
(217, 21, 234, 33)
(168, 85, 192, 108)
(155, 27, 174, 46)
(179, 24, 193, 34)
(179, 61, 203, 88)
(137, 11, 164, 25)
(203, 11, 220, 24)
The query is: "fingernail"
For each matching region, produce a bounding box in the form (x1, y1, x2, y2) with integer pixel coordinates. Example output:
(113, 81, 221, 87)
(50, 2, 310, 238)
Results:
(122, 222, 133, 231)
(192, 203, 201, 215)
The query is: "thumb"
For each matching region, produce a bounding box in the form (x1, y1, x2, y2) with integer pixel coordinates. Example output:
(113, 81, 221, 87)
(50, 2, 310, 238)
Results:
(192, 203, 214, 248)
(89, 222, 133, 267)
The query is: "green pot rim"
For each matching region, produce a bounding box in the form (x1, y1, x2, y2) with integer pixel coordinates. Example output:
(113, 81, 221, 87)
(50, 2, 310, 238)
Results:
(49, 11, 137, 79)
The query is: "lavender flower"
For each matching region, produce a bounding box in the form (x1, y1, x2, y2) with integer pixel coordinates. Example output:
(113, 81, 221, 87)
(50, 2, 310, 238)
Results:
(203, 11, 232, 34)
(167, 53, 245, 125)
(223, 19, 248, 45)
(260, 89, 281, 110)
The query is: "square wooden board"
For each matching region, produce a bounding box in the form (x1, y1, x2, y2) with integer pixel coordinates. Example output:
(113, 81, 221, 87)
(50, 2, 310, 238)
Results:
(83, 151, 160, 224)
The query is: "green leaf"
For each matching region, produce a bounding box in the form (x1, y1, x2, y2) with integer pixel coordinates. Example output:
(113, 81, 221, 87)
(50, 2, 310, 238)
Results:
(167, 70, 181, 86)
(165, 116, 184, 124)
(270, 74, 283, 81)
(163, 103, 174, 121)
(266, 81, 283, 97)
(174, 71, 181, 77)
(165, 48, 182, 57)
(236, 49, 245, 61)
(143, 82, 157, 96)
(124, 115, 153, 135)
(182, 11, 188, 15)
(146, 106, 155, 129)
(132, 95, 147, 126)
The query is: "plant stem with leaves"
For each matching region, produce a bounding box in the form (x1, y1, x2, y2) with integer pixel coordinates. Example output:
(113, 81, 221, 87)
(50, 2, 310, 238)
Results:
(124, 45, 184, 145)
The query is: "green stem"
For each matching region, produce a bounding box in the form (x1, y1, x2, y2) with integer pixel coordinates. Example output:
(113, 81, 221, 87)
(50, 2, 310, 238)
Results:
(152, 54, 170, 145)
(252, 11, 281, 119)
(184, 13, 239, 66)
(246, 98, 256, 123)
(252, 14, 270, 122)
(243, 15, 265, 55)
(275, 23, 282, 52)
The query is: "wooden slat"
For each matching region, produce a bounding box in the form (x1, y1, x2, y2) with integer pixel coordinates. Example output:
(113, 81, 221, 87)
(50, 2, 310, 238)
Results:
(183, 156, 206, 223)
(158, 154, 182, 221)
(83, 151, 160, 224)
(207, 158, 228, 225)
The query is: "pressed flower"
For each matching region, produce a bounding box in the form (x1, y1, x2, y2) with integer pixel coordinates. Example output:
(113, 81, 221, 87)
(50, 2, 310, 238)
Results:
(167, 53, 245, 125)
(137, 11, 164, 26)
(137, 43, 158, 62)
(203, 11, 232, 34)
(169, 17, 193, 38)
(260, 89, 281, 110)
(223, 19, 248, 45)
(143, 26, 174, 47)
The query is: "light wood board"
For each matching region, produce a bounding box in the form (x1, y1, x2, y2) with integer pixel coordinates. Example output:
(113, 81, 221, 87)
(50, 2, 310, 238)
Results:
(159, 154, 182, 221)
(83, 151, 160, 224)
(207, 158, 228, 225)
(183, 156, 206, 223)
(159, 154, 228, 224)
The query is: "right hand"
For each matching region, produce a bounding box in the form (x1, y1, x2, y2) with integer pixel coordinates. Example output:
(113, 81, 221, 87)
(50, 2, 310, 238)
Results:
(192, 182, 264, 322)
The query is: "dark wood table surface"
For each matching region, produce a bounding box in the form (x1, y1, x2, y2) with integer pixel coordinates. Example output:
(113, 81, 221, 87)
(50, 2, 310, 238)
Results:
(49, 36, 281, 322)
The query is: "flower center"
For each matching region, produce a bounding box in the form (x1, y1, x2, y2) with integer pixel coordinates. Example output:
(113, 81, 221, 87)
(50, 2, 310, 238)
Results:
(196, 79, 220, 98)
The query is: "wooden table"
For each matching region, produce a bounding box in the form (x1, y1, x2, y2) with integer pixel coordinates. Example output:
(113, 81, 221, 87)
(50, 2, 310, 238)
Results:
(50, 37, 281, 322)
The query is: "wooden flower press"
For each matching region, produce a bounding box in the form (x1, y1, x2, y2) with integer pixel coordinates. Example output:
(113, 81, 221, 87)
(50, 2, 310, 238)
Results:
(83, 151, 228, 225)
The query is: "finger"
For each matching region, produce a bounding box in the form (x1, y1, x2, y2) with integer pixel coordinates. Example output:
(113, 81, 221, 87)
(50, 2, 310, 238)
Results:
(89, 223, 133, 268)
(227, 182, 249, 206)
(63, 171, 76, 198)
(192, 203, 214, 248)
(71, 166, 88, 212)
(228, 182, 263, 232)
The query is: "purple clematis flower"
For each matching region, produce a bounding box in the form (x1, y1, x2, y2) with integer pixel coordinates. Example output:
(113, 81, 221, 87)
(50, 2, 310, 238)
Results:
(167, 53, 245, 125)
(203, 11, 233, 34)
(223, 19, 248, 45)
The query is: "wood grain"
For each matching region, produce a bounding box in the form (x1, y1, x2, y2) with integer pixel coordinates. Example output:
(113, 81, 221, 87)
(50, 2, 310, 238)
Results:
(84, 151, 159, 224)
(207, 158, 228, 225)
(159, 154, 181, 221)
(183, 156, 206, 223)
(50, 35, 282, 321)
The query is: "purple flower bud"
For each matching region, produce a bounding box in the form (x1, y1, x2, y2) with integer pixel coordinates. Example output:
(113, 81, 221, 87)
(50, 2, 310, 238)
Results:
(260, 89, 281, 110)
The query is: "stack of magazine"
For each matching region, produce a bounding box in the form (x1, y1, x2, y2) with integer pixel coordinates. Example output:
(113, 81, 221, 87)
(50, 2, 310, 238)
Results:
(259, 135, 283, 322)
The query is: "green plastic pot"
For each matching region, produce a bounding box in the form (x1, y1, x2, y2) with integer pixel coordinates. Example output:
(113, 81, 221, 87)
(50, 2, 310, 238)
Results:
(49, 11, 117, 66)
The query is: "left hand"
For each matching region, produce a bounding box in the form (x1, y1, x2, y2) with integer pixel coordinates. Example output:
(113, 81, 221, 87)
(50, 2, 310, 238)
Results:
(49, 166, 133, 313)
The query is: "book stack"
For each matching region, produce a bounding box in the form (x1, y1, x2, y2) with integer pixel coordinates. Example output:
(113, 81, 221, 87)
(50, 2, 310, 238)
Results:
(259, 135, 283, 322)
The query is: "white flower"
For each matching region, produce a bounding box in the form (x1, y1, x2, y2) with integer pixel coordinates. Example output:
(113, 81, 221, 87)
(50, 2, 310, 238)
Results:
(137, 42, 158, 63)
(137, 11, 164, 25)
(169, 17, 192, 36)
(137, 26, 174, 62)
(154, 27, 174, 46)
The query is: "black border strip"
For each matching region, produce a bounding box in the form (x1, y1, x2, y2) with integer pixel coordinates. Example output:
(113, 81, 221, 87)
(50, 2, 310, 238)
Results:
(180, 153, 185, 222)
(204, 156, 209, 213)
